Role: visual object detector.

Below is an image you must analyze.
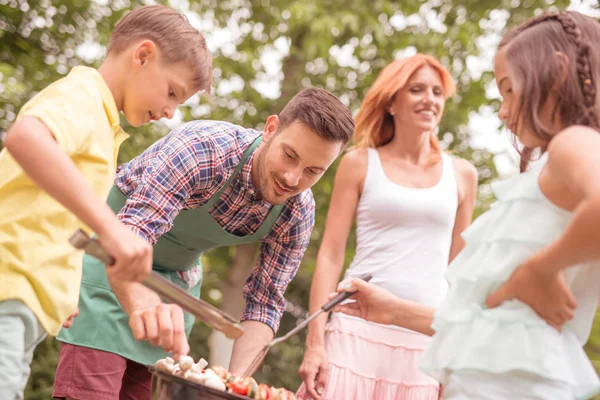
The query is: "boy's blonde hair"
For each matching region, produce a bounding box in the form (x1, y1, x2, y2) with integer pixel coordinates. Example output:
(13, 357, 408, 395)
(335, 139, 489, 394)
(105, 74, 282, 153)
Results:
(108, 5, 212, 92)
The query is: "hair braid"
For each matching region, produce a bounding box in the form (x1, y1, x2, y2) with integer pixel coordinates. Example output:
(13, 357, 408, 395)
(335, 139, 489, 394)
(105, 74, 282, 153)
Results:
(556, 11, 599, 128)
(502, 10, 600, 171)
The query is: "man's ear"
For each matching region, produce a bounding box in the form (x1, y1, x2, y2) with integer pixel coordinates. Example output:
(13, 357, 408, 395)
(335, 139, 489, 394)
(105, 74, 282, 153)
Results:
(263, 115, 280, 142)
(132, 40, 157, 70)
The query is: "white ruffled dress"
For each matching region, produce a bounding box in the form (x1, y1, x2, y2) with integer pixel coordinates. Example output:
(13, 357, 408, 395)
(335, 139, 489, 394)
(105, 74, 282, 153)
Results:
(419, 154, 600, 399)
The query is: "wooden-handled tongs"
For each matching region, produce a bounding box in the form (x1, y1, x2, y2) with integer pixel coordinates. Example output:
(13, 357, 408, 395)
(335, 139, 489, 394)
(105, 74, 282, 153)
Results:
(69, 229, 244, 339)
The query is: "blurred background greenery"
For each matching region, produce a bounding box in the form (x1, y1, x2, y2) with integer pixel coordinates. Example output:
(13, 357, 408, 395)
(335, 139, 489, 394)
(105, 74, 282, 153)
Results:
(1, 0, 599, 397)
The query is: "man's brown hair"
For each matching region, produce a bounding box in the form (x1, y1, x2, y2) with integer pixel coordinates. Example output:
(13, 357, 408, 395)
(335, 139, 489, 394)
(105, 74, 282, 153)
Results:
(278, 88, 355, 148)
(499, 10, 600, 171)
(108, 5, 212, 92)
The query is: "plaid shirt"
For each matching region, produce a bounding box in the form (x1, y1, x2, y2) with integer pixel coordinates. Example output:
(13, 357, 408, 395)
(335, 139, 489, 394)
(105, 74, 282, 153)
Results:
(114, 120, 315, 332)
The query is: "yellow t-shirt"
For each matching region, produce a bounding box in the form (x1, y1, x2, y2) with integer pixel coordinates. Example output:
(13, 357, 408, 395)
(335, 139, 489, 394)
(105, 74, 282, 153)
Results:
(0, 66, 129, 336)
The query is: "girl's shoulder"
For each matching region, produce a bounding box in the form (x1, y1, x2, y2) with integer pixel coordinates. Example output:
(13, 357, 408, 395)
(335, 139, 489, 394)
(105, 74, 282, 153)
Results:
(543, 125, 600, 210)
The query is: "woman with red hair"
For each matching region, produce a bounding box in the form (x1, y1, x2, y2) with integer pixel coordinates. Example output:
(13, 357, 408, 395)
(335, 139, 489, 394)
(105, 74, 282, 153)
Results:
(297, 54, 478, 400)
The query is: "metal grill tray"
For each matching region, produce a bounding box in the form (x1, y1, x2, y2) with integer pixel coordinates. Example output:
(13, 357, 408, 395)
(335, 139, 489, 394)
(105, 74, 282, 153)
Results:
(151, 367, 253, 400)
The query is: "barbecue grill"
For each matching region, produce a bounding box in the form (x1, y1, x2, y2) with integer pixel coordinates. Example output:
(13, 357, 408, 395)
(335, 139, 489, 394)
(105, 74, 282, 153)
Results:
(152, 367, 253, 400)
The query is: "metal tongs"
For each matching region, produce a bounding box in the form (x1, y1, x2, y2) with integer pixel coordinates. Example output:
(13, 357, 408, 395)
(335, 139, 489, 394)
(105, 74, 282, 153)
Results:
(69, 229, 244, 339)
(241, 273, 373, 377)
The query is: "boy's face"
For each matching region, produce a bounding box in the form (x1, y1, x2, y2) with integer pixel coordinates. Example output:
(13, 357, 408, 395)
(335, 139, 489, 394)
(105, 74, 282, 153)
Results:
(254, 116, 344, 205)
(123, 41, 196, 127)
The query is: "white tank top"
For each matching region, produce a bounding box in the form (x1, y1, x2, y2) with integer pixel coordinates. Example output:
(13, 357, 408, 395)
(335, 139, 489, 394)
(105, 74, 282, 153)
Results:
(344, 148, 458, 308)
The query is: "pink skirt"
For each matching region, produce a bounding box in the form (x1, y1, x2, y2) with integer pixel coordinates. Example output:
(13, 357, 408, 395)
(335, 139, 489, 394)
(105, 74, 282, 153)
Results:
(297, 313, 440, 400)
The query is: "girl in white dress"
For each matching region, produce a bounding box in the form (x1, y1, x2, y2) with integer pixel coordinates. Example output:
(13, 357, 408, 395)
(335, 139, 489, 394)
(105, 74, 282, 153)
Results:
(332, 10, 600, 400)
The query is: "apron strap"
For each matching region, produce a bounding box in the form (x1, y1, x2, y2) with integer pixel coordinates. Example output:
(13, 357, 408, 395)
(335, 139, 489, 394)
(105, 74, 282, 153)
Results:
(204, 135, 262, 209)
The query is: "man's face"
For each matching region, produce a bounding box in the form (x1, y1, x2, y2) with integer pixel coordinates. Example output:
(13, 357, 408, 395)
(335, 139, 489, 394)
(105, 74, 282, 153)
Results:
(255, 117, 344, 205)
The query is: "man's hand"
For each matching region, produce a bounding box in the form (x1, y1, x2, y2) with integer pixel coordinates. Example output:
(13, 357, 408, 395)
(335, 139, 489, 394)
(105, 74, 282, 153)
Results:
(108, 279, 190, 361)
(129, 303, 189, 361)
(486, 254, 577, 330)
(62, 307, 79, 329)
(298, 345, 329, 400)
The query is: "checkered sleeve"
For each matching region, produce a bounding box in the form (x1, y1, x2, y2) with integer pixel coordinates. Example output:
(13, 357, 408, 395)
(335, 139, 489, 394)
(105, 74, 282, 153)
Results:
(241, 196, 316, 333)
(116, 128, 218, 245)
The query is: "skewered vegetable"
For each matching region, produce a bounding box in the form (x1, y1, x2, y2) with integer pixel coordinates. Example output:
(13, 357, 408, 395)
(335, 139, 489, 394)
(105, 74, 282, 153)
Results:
(154, 357, 296, 399)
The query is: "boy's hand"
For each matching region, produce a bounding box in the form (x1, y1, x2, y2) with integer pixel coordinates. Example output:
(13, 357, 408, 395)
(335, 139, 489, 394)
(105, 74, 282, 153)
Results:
(62, 307, 79, 328)
(99, 222, 152, 284)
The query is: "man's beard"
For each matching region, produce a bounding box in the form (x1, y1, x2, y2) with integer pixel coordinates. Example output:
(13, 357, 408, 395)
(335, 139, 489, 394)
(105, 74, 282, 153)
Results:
(255, 140, 292, 206)
(255, 139, 271, 202)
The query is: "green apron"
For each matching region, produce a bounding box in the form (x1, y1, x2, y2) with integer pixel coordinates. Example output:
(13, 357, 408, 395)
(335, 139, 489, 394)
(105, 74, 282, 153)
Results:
(58, 136, 283, 366)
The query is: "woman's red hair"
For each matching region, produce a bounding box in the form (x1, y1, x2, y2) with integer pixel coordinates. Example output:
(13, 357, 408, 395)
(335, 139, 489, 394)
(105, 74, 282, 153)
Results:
(354, 54, 456, 164)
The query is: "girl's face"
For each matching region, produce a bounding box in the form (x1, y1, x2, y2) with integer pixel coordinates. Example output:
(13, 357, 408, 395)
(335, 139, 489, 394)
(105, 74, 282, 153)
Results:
(494, 48, 556, 148)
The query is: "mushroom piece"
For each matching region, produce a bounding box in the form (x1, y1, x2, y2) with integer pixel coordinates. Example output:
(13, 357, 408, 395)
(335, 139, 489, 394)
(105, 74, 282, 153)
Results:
(209, 365, 230, 380)
(194, 357, 208, 372)
(203, 369, 219, 380)
(186, 371, 207, 385)
(155, 359, 176, 374)
(178, 355, 194, 372)
(203, 375, 226, 391)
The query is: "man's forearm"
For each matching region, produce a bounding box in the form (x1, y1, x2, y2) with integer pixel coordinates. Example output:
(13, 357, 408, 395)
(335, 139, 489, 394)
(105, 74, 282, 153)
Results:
(108, 278, 161, 316)
(228, 320, 274, 376)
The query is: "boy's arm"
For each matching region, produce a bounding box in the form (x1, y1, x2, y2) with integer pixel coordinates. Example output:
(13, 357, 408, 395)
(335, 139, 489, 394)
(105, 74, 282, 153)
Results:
(4, 116, 152, 283)
(6, 117, 187, 357)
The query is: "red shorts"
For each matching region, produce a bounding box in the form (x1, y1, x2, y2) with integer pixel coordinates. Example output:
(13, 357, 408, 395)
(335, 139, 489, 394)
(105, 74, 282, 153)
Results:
(53, 343, 153, 400)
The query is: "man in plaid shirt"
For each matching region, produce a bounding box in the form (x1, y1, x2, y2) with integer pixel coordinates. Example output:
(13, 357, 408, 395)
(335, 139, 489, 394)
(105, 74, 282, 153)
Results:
(54, 88, 355, 398)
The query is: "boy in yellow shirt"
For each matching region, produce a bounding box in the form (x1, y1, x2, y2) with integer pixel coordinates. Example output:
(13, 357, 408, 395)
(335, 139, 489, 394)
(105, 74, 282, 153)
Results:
(0, 5, 212, 398)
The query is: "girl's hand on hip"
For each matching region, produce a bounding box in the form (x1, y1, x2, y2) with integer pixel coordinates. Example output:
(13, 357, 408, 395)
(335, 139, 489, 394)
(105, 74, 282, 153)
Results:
(486, 254, 577, 330)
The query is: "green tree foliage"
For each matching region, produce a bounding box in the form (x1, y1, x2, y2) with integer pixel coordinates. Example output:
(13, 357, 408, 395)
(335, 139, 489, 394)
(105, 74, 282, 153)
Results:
(3, 0, 599, 397)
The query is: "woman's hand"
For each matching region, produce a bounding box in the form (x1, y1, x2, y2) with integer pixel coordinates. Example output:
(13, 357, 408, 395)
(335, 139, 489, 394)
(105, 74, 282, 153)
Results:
(298, 344, 329, 400)
(332, 278, 401, 326)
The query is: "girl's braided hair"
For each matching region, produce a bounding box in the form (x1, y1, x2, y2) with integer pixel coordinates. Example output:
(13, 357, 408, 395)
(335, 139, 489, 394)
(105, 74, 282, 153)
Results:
(498, 11, 600, 171)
